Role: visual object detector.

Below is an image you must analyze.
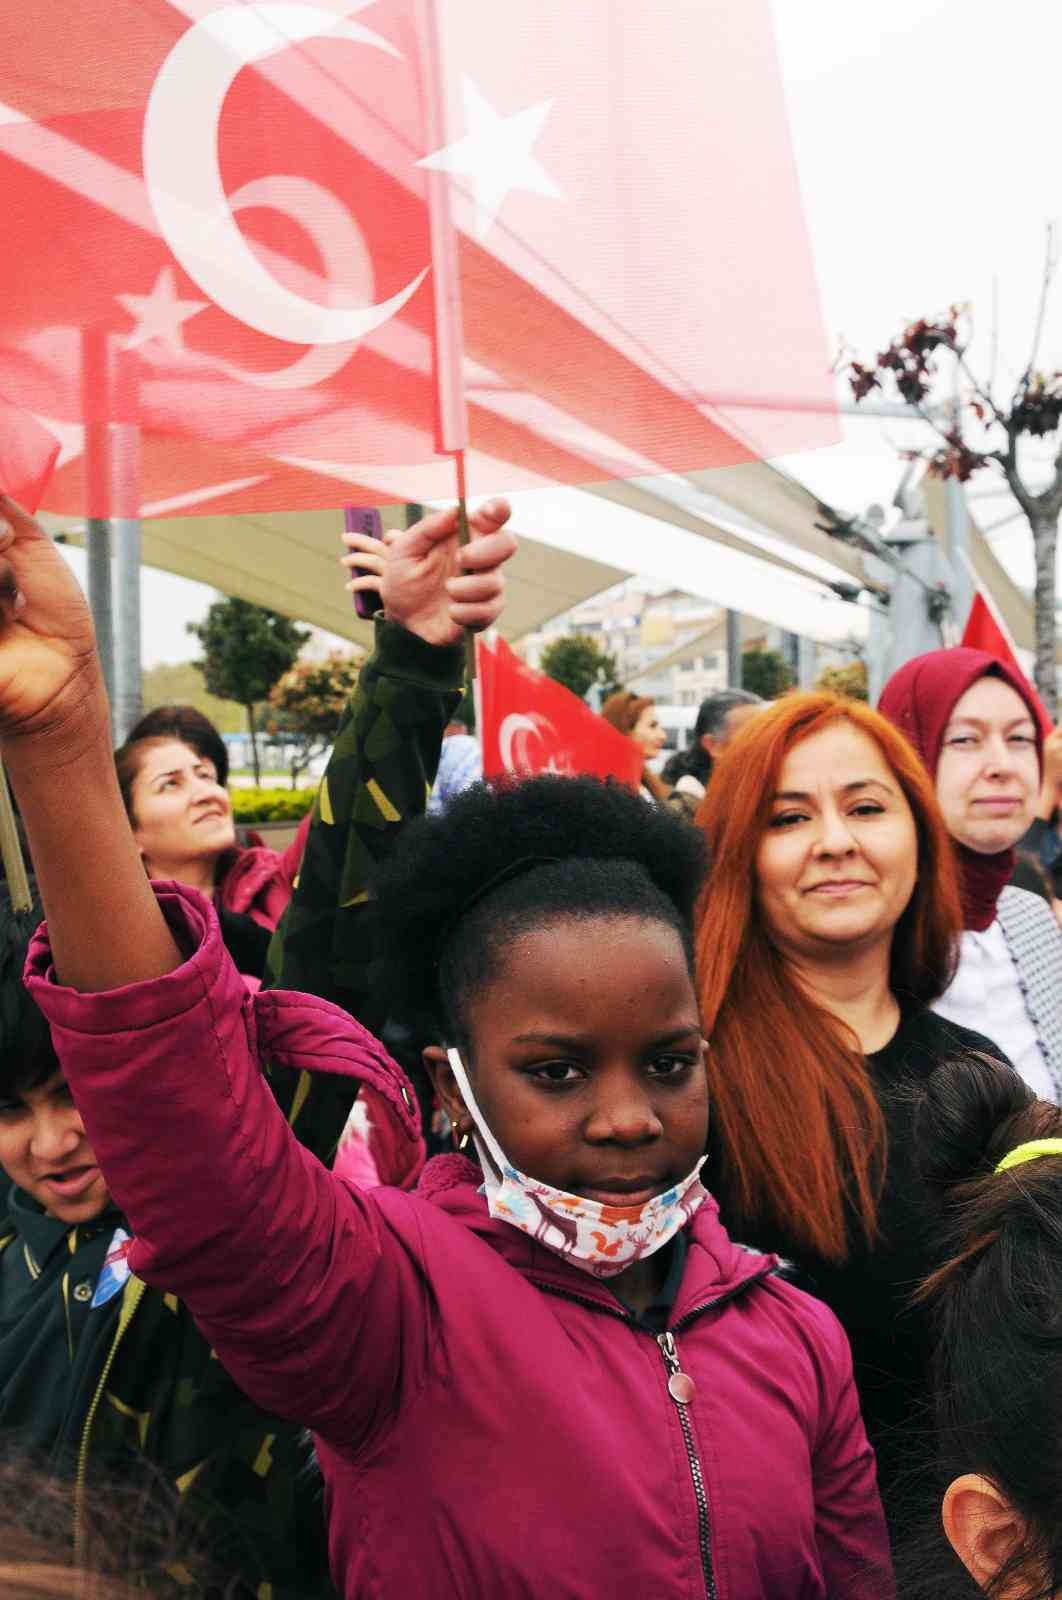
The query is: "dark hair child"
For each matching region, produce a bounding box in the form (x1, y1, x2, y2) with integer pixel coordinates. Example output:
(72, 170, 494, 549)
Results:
(897, 1056, 1062, 1600)
(35, 773, 891, 1598)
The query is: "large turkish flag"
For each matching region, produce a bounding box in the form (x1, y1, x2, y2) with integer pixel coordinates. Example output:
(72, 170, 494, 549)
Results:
(478, 635, 644, 786)
(0, 1, 835, 517)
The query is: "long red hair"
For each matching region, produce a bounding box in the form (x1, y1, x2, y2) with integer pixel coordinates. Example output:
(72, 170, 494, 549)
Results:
(695, 691, 963, 1262)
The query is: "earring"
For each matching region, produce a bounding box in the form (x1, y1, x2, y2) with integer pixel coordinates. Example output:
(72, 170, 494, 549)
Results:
(452, 1121, 470, 1152)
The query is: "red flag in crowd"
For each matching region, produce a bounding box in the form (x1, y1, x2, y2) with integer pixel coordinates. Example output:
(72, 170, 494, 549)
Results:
(478, 635, 644, 786)
(0, 0, 835, 519)
(961, 589, 1053, 735)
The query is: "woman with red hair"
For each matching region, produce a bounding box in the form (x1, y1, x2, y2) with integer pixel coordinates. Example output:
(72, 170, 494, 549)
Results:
(696, 690, 1005, 1503)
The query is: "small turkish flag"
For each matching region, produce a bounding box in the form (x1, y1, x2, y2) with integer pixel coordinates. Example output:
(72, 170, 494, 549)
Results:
(961, 591, 1053, 735)
(0, 1, 834, 517)
(478, 635, 644, 786)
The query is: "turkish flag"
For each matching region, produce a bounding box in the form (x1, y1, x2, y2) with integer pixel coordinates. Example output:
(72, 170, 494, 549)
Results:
(961, 590, 1053, 736)
(478, 635, 644, 786)
(0, 1, 834, 518)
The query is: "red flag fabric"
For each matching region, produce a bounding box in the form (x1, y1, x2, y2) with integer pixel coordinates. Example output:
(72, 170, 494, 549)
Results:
(0, 400, 59, 512)
(479, 635, 644, 786)
(0, 1, 835, 518)
(961, 591, 1053, 735)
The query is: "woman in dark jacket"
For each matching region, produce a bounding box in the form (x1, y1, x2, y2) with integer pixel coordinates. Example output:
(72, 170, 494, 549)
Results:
(694, 689, 1007, 1507)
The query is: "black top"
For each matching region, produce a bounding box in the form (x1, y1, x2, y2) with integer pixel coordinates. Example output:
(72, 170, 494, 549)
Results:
(0, 1185, 126, 1463)
(708, 1003, 1008, 1503)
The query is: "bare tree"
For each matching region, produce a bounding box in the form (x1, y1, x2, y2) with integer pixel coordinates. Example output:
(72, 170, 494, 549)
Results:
(847, 227, 1062, 716)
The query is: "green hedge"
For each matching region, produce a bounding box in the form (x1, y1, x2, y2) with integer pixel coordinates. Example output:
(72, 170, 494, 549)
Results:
(231, 787, 317, 824)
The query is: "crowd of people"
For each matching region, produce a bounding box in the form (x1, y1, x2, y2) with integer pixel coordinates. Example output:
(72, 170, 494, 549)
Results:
(1, 493, 1062, 1598)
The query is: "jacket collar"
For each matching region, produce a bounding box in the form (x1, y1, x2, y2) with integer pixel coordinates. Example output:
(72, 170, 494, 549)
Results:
(417, 1154, 778, 1320)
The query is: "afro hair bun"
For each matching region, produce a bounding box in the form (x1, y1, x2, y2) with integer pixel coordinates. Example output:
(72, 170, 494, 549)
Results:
(369, 774, 706, 1042)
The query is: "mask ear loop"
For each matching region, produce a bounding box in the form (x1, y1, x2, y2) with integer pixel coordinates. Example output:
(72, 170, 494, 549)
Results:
(447, 1047, 510, 1179)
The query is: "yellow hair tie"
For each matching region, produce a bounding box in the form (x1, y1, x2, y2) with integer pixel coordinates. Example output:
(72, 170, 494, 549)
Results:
(995, 1138, 1062, 1174)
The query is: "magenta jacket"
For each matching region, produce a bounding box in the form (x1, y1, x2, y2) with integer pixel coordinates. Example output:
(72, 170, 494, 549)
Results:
(27, 886, 891, 1600)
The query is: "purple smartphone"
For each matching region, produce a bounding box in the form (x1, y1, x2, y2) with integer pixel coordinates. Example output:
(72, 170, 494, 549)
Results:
(344, 506, 383, 621)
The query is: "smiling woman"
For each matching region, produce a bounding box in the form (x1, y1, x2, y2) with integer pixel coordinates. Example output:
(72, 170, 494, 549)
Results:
(694, 690, 997, 1508)
(113, 734, 300, 976)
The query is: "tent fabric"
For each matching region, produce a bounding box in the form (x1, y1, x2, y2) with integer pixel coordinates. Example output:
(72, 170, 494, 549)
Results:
(45, 460, 872, 648)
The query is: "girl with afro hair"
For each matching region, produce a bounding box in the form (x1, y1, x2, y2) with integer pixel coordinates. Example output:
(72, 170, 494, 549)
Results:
(9, 496, 890, 1599)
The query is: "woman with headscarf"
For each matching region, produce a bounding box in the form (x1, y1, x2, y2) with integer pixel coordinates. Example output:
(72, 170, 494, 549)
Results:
(879, 648, 1062, 1103)
(600, 690, 670, 802)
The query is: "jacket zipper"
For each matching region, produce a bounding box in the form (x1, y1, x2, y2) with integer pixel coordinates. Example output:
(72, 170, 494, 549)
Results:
(658, 1330, 716, 1600)
(74, 1277, 147, 1565)
(534, 1264, 778, 1600)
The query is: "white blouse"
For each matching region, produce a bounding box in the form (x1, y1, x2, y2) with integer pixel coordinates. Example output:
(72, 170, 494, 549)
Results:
(932, 918, 1058, 1103)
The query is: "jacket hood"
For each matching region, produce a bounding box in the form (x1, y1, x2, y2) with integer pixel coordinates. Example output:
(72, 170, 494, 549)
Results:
(417, 1152, 777, 1316)
(27, 883, 423, 1157)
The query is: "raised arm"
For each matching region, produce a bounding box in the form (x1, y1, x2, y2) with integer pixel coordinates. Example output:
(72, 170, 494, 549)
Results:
(266, 499, 513, 1032)
(0, 496, 181, 989)
(5, 491, 515, 1445)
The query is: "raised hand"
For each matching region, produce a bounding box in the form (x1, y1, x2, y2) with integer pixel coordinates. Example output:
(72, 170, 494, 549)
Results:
(0, 494, 103, 752)
(341, 499, 515, 647)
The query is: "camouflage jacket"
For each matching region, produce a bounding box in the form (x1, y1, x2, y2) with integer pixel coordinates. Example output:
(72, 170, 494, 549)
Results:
(264, 618, 463, 1030)
(3, 620, 459, 1598)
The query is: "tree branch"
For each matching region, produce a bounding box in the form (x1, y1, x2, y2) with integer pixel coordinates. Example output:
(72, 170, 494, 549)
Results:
(988, 274, 1000, 405)
(1021, 219, 1058, 395)
(955, 350, 1009, 428)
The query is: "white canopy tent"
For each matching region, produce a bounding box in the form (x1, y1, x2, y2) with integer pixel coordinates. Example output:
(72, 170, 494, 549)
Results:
(44, 458, 872, 652)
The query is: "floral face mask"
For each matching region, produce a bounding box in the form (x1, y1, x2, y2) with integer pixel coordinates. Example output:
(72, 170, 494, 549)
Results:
(446, 1048, 707, 1279)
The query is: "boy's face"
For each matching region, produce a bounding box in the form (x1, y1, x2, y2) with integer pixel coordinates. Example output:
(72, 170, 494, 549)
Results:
(0, 1070, 109, 1223)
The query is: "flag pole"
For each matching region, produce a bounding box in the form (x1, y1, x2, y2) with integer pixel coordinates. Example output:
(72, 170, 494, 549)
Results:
(415, 0, 474, 679)
(0, 761, 31, 913)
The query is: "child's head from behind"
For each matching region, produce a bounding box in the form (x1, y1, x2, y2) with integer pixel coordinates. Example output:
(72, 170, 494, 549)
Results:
(910, 1056, 1062, 1599)
(0, 893, 109, 1225)
(372, 776, 709, 1204)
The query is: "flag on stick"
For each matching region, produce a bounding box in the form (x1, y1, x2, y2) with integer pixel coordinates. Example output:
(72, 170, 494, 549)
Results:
(478, 635, 644, 786)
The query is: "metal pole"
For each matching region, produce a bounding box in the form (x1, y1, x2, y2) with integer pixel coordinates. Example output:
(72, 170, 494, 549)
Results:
(866, 600, 889, 705)
(85, 517, 115, 729)
(726, 610, 742, 687)
(113, 514, 142, 743)
(945, 478, 974, 631)
(797, 634, 817, 690)
(82, 331, 141, 745)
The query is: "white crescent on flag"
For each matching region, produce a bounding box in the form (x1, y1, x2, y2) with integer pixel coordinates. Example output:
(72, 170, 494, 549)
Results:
(498, 712, 572, 776)
(142, 2, 429, 352)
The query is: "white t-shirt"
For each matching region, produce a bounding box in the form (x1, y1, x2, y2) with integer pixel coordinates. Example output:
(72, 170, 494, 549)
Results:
(932, 918, 1058, 1102)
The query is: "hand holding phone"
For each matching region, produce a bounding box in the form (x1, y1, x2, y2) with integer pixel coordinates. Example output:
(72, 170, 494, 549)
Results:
(343, 507, 384, 621)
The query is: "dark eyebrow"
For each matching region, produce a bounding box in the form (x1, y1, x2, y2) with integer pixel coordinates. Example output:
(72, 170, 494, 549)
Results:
(150, 762, 214, 786)
(510, 1025, 701, 1049)
(772, 779, 896, 802)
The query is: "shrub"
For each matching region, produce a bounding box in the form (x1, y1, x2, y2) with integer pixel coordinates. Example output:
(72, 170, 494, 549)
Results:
(230, 787, 316, 824)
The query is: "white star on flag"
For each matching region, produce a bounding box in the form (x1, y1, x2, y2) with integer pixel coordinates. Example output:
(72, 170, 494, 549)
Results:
(417, 78, 563, 241)
(116, 266, 209, 352)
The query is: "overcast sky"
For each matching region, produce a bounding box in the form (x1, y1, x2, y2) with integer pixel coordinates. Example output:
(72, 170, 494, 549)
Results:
(102, 0, 1062, 662)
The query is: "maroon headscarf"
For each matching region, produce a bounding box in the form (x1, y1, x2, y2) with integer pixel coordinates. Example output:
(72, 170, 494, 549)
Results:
(879, 648, 1044, 932)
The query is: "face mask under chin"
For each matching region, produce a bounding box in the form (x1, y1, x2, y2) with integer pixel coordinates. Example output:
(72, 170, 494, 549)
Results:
(445, 1047, 707, 1279)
